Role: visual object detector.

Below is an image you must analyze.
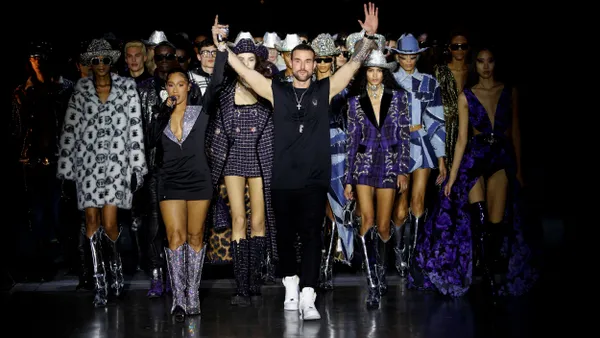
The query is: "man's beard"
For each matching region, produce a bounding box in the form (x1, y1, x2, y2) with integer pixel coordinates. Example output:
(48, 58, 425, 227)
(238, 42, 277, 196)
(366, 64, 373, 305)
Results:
(293, 70, 312, 82)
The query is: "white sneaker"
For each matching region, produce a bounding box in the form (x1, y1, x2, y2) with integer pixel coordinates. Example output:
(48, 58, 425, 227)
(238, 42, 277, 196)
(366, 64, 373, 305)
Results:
(282, 275, 299, 310)
(299, 287, 321, 320)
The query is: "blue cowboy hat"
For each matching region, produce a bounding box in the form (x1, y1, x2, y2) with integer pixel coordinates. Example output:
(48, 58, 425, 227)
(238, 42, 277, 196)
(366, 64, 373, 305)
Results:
(390, 33, 429, 55)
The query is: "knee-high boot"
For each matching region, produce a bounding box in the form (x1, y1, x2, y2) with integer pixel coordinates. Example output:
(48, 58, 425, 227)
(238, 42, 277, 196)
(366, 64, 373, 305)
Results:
(318, 218, 336, 290)
(249, 236, 266, 296)
(471, 202, 497, 299)
(376, 229, 391, 296)
(262, 251, 276, 285)
(104, 227, 124, 297)
(231, 239, 251, 306)
(358, 227, 381, 309)
(165, 244, 186, 322)
(407, 210, 426, 269)
(392, 217, 410, 277)
(186, 243, 205, 315)
(89, 228, 108, 307)
(76, 219, 93, 291)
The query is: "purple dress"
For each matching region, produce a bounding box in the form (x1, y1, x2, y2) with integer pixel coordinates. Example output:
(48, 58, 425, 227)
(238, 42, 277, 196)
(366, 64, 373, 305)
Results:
(408, 86, 538, 297)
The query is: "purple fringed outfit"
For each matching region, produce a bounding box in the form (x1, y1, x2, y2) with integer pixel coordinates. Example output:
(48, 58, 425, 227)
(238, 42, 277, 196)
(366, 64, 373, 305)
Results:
(408, 86, 538, 296)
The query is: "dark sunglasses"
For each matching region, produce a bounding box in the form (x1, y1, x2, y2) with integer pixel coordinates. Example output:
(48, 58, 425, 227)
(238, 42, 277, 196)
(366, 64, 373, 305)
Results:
(154, 53, 176, 62)
(339, 51, 350, 58)
(450, 43, 469, 51)
(91, 57, 112, 66)
(176, 56, 187, 63)
(316, 57, 333, 63)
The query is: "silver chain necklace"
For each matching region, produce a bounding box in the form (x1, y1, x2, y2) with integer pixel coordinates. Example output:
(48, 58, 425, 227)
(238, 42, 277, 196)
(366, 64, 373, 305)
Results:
(292, 87, 308, 133)
(292, 87, 308, 110)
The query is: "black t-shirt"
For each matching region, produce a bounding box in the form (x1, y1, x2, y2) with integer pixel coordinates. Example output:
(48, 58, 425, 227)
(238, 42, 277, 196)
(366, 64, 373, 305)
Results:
(271, 77, 331, 190)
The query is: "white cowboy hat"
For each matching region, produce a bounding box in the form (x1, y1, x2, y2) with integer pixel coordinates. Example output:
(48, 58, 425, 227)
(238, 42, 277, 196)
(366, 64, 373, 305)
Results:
(275, 34, 303, 52)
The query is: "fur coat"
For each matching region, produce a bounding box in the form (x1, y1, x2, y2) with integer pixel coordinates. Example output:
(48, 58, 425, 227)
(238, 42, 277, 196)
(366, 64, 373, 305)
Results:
(57, 73, 148, 210)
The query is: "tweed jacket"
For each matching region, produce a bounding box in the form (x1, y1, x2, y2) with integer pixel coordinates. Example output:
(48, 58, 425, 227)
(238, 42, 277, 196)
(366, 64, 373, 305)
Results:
(345, 89, 410, 188)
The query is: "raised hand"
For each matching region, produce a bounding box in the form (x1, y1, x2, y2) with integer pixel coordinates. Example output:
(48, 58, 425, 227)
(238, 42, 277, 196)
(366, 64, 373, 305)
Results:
(212, 15, 229, 44)
(358, 2, 379, 35)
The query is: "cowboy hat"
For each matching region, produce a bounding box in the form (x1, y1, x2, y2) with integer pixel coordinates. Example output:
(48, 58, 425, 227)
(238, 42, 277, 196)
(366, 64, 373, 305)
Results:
(311, 33, 338, 57)
(390, 33, 429, 54)
(275, 34, 303, 52)
(363, 50, 396, 71)
(80, 39, 121, 65)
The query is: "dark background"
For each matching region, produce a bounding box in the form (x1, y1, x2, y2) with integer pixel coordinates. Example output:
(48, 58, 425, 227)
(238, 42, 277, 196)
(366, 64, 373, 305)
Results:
(7, 0, 555, 219)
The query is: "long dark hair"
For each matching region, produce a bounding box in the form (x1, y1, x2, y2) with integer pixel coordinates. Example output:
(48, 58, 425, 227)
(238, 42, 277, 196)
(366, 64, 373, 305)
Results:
(347, 66, 401, 97)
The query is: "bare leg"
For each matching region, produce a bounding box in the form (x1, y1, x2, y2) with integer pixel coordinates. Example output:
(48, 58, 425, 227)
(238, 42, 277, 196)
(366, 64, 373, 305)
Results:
(247, 177, 266, 237)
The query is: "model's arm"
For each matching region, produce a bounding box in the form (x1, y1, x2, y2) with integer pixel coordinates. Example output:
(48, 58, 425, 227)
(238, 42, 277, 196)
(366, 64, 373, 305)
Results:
(444, 92, 469, 197)
(212, 16, 274, 105)
(330, 3, 379, 100)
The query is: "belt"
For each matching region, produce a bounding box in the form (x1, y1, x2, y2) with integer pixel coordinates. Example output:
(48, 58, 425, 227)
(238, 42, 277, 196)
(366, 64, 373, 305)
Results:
(409, 124, 422, 132)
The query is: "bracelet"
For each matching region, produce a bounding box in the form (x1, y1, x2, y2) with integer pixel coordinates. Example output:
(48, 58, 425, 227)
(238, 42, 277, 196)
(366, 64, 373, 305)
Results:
(363, 31, 377, 40)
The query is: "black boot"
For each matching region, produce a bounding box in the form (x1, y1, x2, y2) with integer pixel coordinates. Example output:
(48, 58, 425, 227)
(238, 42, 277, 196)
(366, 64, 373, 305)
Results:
(471, 202, 498, 301)
(319, 218, 336, 290)
(76, 222, 93, 292)
(358, 227, 381, 309)
(376, 229, 391, 296)
(392, 217, 410, 277)
(231, 239, 251, 306)
(104, 227, 124, 298)
(407, 210, 426, 269)
(89, 228, 108, 307)
(470, 203, 484, 275)
(249, 236, 266, 297)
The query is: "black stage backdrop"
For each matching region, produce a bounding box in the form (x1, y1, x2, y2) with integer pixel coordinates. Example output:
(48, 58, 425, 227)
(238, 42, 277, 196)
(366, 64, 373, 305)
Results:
(6, 0, 556, 219)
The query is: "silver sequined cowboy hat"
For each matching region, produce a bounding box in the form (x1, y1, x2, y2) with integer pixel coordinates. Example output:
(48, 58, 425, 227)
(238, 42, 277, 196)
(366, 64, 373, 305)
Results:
(142, 30, 168, 47)
(311, 33, 338, 57)
(80, 39, 121, 65)
(363, 49, 397, 70)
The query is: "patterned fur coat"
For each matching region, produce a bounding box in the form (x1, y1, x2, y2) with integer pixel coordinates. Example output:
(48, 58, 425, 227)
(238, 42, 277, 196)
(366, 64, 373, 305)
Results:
(57, 73, 148, 210)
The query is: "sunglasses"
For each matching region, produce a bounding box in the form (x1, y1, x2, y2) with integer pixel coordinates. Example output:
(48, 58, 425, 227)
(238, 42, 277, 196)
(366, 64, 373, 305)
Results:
(339, 51, 350, 58)
(316, 57, 333, 63)
(450, 43, 469, 51)
(176, 56, 187, 63)
(154, 53, 176, 62)
(200, 50, 217, 57)
(91, 57, 112, 66)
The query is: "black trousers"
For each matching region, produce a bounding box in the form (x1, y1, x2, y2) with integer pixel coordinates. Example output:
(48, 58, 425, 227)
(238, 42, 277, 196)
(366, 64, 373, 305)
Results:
(272, 186, 327, 289)
(131, 173, 165, 271)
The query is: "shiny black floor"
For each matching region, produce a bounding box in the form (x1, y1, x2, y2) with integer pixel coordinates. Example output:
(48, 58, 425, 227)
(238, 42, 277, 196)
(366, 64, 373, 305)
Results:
(1, 216, 569, 338)
(2, 266, 566, 338)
